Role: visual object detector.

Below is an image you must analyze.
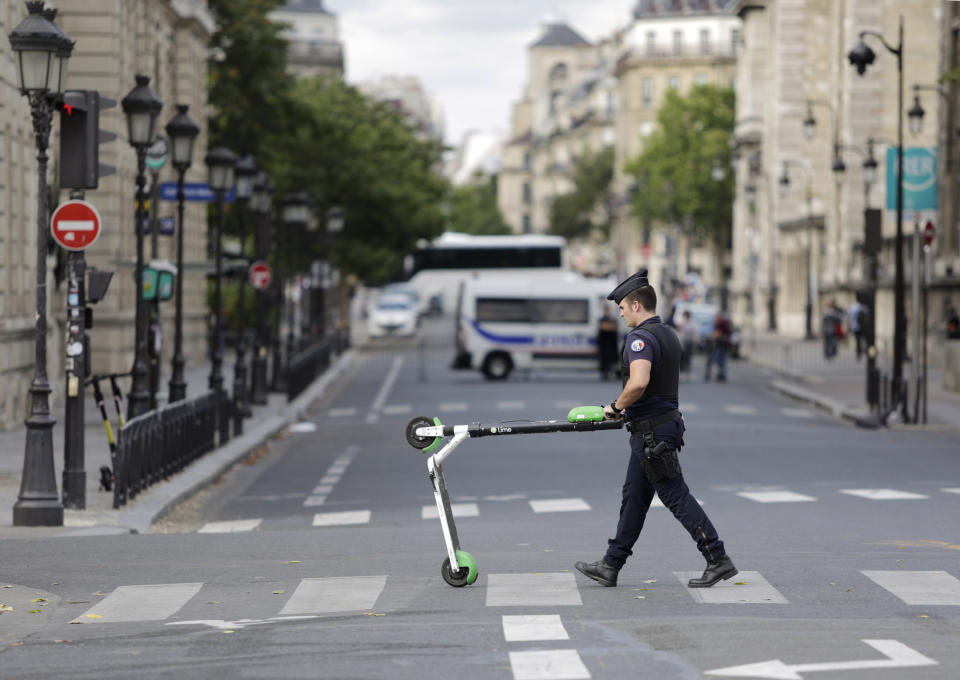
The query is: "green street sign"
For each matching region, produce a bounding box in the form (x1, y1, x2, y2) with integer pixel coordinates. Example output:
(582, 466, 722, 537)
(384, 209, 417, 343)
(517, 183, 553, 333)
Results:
(140, 268, 158, 300)
(886, 146, 937, 211)
(156, 270, 174, 301)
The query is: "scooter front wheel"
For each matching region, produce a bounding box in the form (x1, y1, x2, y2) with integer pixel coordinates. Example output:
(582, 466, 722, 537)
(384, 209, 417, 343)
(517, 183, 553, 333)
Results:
(441, 550, 478, 587)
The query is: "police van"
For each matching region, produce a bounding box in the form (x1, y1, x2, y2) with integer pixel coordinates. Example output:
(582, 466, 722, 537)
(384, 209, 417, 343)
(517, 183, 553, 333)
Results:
(453, 273, 614, 380)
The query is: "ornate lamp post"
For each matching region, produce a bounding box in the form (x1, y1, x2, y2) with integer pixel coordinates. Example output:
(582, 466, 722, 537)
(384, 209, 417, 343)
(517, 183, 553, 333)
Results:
(9, 0, 74, 526)
(165, 105, 200, 403)
(281, 191, 311, 371)
(205, 146, 237, 442)
(232, 154, 258, 422)
(121, 75, 163, 419)
(250, 172, 273, 405)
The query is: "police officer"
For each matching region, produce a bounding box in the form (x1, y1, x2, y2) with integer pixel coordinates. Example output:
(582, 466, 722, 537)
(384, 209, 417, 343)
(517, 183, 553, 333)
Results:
(575, 270, 737, 588)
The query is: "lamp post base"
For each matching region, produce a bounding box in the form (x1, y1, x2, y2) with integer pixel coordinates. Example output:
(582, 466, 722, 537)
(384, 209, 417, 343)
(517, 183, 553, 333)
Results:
(14, 399, 62, 526)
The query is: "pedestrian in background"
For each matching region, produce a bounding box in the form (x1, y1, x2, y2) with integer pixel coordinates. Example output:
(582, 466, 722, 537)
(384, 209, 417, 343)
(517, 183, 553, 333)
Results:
(597, 306, 619, 380)
(848, 296, 868, 360)
(704, 311, 731, 382)
(676, 309, 699, 377)
(822, 299, 841, 360)
(575, 270, 737, 590)
(946, 300, 960, 340)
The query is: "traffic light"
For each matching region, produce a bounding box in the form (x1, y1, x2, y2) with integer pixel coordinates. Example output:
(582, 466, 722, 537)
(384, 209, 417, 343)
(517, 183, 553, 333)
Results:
(58, 90, 117, 190)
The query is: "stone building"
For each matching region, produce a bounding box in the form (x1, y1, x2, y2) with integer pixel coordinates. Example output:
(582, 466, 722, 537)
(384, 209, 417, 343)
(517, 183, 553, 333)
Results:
(0, 0, 214, 431)
(729, 0, 947, 349)
(269, 0, 344, 79)
(358, 75, 444, 141)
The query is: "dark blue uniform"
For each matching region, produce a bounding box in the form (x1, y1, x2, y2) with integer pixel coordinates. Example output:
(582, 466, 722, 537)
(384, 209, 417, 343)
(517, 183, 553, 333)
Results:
(604, 316, 726, 569)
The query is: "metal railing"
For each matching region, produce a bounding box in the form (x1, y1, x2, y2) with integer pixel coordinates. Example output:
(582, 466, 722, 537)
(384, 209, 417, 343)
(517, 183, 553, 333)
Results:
(113, 391, 219, 509)
(286, 338, 333, 401)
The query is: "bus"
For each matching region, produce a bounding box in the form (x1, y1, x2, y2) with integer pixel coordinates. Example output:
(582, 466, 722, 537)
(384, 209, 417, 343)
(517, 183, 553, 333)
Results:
(404, 232, 568, 314)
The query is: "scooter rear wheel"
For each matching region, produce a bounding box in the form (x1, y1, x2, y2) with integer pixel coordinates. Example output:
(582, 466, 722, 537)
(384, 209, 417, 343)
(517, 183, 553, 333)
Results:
(441, 550, 478, 587)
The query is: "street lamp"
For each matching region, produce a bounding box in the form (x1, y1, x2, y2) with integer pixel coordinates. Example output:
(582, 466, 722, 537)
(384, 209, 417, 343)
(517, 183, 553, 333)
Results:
(778, 160, 816, 340)
(165, 104, 200, 403)
(9, 0, 74, 527)
(232, 154, 258, 424)
(281, 190, 311, 372)
(121, 75, 163, 419)
(848, 16, 907, 419)
(250, 172, 273, 405)
(907, 95, 925, 135)
(205, 146, 237, 443)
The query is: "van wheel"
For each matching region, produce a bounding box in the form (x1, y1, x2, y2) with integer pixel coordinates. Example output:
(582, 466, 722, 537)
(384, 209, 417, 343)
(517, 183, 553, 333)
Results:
(482, 352, 512, 380)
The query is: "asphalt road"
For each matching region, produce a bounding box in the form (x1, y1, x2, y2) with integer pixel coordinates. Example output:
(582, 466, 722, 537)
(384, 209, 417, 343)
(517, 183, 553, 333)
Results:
(1, 317, 958, 679)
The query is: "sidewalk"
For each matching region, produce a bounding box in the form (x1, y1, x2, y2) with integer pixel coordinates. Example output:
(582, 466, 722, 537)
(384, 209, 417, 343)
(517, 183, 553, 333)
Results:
(744, 330, 960, 431)
(0, 349, 355, 538)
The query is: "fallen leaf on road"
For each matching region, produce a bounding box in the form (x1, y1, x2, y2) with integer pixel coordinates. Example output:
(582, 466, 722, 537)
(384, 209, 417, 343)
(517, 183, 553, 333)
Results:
(734, 582, 747, 585)
(11, 642, 21, 646)
(2, 585, 12, 589)
(918, 614, 929, 619)
(271, 590, 285, 595)
(363, 612, 385, 616)
(286, 561, 301, 564)
(28, 610, 41, 614)
(30, 598, 46, 603)
(0, 605, 13, 613)
(85, 614, 102, 619)
(634, 596, 645, 599)
(222, 630, 235, 634)
(642, 579, 657, 584)
(207, 602, 217, 605)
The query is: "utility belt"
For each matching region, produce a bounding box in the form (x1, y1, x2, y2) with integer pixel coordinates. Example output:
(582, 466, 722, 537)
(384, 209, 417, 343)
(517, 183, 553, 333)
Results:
(625, 409, 682, 483)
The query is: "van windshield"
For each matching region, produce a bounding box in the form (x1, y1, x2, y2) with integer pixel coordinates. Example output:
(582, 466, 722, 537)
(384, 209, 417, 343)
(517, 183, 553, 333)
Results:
(476, 297, 589, 324)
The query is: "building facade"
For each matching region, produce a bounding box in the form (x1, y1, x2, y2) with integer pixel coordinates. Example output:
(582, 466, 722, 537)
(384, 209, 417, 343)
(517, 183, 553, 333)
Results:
(269, 0, 344, 79)
(358, 75, 445, 141)
(0, 0, 214, 431)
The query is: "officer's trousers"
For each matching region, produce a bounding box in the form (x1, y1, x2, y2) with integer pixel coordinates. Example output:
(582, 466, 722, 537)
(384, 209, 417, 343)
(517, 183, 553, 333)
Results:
(604, 433, 725, 568)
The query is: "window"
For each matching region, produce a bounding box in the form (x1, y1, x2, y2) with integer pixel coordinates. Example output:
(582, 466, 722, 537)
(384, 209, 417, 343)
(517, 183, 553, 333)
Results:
(642, 77, 654, 107)
(695, 73, 708, 85)
(646, 31, 656, 56)
(700, 29, 711, 55)
(549, 62, 568, 83)
(731, 29, 740, 56)
(673, 30, 683, 56)
(532, 299, 590, 324)
(522, 182, 532, 204)
(668, 76, 680, 90)
(523, 151, 532, 170)
(522, 214, 531, 233)
(476, 298, 531, 323)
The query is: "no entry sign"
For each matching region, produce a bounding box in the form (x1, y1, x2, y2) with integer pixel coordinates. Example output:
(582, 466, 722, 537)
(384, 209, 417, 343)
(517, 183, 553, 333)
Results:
(50, 200, 102, 251)
(249, 261, 272, 290)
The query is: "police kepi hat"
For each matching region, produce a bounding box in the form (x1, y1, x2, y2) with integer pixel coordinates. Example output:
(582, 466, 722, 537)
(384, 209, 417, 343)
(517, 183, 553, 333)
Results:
(607, 269, 649, 304)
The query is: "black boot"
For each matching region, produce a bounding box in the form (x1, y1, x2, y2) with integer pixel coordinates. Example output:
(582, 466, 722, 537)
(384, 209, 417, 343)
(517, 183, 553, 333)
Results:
(574, 559, 620, 587)
(688, 556, 737, 588)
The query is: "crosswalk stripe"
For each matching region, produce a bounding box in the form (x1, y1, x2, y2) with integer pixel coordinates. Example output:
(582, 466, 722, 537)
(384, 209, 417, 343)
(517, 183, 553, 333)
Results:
(278, 576, 388, 615)
(861, 570, 960, 605)
(723, 405, 757, 416)
(197, 519, 262, 534)
(780, 407, 814, 418)
(312, 484, 333, 495)
(312, 510, 371, 527)
(439, 402, 468, 412)
(319, 475, 340, 485)
(840, 488, 929, 500)
(421, 503, 478, 519)
(502, 614, 569, 642)
(497, 400, 526, 410)
(487, 573, 582, 607)
(552, 400, 578, 410)
(681, 403, 700, 413)
(383, 404, 412, 415)
(675, 571, 788, 604)
(327, 408, 356, 418)
(529, 498, 591, 513)
(736, 490, 817, 503)
(942, 488, 960, 495)
(650, 495, 703, 508)
(303, 495, 327, 507)
(508, 650, 591, 680)
(74, 583, 203, 623)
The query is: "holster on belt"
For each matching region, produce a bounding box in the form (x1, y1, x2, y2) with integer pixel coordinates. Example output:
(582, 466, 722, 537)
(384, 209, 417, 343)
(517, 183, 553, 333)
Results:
(626, 410, 682, 483)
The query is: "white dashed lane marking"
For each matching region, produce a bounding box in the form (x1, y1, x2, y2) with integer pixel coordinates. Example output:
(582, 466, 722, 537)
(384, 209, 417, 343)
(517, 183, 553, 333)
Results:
(529, 498, 591, 513)
(861, 570, 960, 605)
(383, 404, 411, 415)
(942, 488, 960, 495)
(312, 510, 371, 527)
(502, 614, 570, 642)
(508, 649, 591, 680)
(421, 503, 479, 519)
(675, 571, 788, 604)
(197, 519, 262, 534)
(486, 573, 582, 607)
(723, 404, 758, 416)
(780, 407, 814, 418)
(278, 576, 388, 615)
(736, 490, 818, 503)
(840, 488, 929, 500)
(73, 583, 203, 623)
(327, 408, 356, 418)
(439, 402, 469, 412)
(497, 400, 527, 410)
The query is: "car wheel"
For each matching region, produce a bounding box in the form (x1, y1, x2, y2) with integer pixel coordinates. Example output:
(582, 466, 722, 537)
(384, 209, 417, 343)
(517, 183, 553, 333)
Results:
(482, 352, 512, 380)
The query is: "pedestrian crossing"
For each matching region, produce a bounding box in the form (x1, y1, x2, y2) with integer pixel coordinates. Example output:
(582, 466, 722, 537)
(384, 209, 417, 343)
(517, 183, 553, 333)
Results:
(53, 568, 960, 629)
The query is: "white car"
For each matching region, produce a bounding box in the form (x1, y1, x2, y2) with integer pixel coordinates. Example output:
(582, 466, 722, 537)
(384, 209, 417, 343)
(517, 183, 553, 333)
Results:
(367, 294, 420, 338)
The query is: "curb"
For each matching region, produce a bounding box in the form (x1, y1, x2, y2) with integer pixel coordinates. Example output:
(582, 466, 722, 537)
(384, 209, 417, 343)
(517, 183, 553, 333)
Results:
(768, 379, 864, 423)
(64, 349, 357, 535)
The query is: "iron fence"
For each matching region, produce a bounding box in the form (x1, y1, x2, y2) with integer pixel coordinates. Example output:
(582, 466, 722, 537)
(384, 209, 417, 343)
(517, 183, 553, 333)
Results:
(113, 391, 218, 509)
(286, 335, 339, 401)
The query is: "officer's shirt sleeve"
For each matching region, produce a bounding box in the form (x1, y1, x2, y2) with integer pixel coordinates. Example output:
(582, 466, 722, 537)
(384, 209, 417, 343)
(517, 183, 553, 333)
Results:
(624, 329, 659, 366)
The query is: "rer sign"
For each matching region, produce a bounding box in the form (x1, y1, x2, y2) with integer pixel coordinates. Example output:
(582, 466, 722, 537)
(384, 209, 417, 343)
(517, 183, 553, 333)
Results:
(50, 199, 102, 251)
(887, 146, 938, 211)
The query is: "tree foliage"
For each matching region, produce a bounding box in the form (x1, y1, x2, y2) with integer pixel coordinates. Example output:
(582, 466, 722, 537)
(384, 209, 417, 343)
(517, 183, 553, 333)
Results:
(448, 172, 511, 235)
(625, 85, 735, 248)
(548, 146, 615, 240)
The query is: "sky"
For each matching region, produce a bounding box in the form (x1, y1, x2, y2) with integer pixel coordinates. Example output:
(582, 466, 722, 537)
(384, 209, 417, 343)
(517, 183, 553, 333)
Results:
(325, 0, 637, 146)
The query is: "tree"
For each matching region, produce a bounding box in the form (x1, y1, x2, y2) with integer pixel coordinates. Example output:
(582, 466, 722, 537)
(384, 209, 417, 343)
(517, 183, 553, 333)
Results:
(548, 146, 615, 240)
(625, 85, 735, 251)
(448, 172, 511, 235)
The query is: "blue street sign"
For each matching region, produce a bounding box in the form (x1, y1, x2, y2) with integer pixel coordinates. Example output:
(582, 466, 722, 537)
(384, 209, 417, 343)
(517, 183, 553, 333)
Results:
(159, 182, 235, 203)
(886, 146, 937, 211)
(158, 216, 175, 235)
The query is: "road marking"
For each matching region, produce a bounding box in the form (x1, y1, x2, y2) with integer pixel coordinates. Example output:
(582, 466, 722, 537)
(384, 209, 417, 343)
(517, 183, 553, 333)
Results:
(367, 356, 405, 423)
(168, 615, 317, 631)
(942, 488, 960, 495)
(383, 404, 412, 415)
(780, 407, 814, 418)
(278, 576, 388, 615)
(319, 475, 340, 485)
(312, 510, 371, 526)
(312, 484, 333, 495)
(73, 583, 203, 623)
(682, 403, 700, 413)
(737, 490, 817, 503)
(861, 570, 960, 605)
(197, 519, 262, 534)
(303, 495, 327, 507)
(421, 503, 478, 519)
(650, 495, 703, 508)
(439, 402, 468, 412)
(502, 614, 569, 642)
(487, 573, 582, 607)
(485, 493, 529, 501)
(529, 498, 591, 513)
(327, 464, 348, 475)
(724, 404, 757, 416)
(327, 408, 356, 418)
(497, 400, 526, 410)
(675, 571, 788, 604)
(705, 639, 937, 679)
(508, 649, 591, 680)
(289, 421, 317, 433)
(839, 488, 929, 500)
